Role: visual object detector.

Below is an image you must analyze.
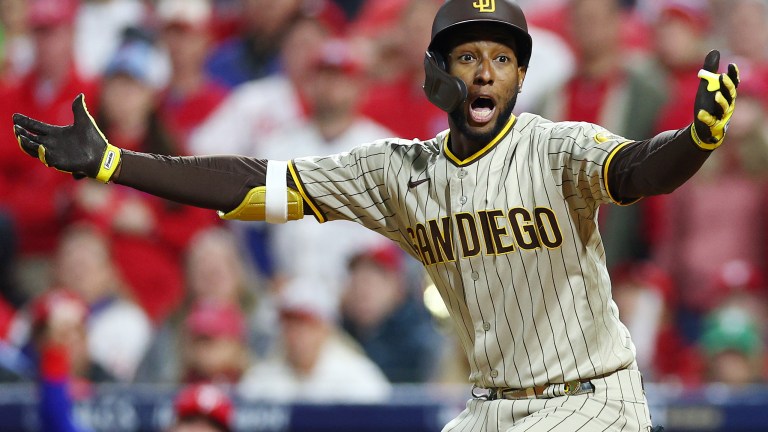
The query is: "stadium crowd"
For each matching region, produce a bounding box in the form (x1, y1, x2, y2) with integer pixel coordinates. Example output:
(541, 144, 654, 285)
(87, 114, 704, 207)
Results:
(0, 0, 767, 423)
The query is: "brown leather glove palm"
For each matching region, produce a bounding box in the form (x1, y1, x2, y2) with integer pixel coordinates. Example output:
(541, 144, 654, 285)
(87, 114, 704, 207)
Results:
(13, 94, 121, 182)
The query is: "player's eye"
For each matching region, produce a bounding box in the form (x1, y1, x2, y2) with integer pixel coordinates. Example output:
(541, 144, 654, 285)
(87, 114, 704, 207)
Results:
(496, 55, 510, 63)
(458, 53, 475, 62)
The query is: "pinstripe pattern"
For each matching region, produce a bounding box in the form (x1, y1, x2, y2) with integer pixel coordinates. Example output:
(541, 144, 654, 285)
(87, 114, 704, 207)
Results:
(290, 112, 650, 430)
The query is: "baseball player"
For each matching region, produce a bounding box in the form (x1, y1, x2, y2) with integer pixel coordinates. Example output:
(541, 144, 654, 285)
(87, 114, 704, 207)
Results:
(13, 1, 738, 431)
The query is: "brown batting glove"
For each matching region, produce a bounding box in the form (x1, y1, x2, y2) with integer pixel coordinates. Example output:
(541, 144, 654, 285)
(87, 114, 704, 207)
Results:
(692, 49, 739, 151)
(13, 94, 121, 182)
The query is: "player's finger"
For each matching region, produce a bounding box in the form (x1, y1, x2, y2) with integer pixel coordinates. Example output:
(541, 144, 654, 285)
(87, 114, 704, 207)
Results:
(16, 133, 44, 161)
(702, 49, 720, 73)
(714, 91, 729, 115)
(722, 73, 737, 101)
(71, 93, 94, 126)
(697, 109, 718, 127)
(728, 63, 740, 88)
(12, 113, 60, 136)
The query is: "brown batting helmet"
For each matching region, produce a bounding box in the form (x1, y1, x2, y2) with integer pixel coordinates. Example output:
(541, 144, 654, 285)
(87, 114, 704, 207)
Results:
(423, 0, 532, 113)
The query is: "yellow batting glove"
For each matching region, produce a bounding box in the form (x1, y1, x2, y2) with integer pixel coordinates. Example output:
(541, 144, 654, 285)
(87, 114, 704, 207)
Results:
(691, 50, 740, 151)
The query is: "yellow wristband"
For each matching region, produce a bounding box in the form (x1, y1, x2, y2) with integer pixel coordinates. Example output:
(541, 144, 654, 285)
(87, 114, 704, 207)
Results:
(95, 143, 121, 183)
(691, 125, 721, 151)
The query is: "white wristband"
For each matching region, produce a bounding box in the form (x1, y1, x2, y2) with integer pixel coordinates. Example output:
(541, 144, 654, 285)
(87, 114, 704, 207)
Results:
(265, 160, 289, 224)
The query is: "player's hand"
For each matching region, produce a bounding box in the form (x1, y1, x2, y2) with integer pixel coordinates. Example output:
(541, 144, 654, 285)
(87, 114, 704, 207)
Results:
(692, 49, 739, 151)
(13, 94, 121, 183)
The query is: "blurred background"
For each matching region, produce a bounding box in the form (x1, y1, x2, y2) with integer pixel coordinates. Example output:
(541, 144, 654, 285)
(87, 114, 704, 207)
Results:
(0, 0, 767, 431)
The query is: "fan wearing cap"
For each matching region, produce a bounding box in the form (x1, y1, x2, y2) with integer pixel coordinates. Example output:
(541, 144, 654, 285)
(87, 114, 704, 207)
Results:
(258, 38, 393, 303)
(22, 289, 113, 432)
(170, 383, 234, 432)
(239, 277, 391, 404)
(341, 244, 445, 383)
(157, 0, 229, 151)
(180, 301, 250, 385)
(2, 0, 98, 292)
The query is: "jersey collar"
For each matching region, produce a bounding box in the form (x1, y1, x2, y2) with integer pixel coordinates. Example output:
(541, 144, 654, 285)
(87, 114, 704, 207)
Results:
(443, 115, 517, 166)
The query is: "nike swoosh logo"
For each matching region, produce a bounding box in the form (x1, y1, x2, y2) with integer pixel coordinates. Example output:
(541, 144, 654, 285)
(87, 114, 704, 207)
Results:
(408, 177, 430, 188)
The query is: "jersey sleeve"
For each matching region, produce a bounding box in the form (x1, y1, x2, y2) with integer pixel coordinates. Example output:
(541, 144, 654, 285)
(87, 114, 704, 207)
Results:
(289, 139, 397, 234)
(546, 122, 636, 211)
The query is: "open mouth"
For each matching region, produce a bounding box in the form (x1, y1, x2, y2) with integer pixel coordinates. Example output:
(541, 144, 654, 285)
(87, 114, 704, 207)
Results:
(469, 97, 496, 125)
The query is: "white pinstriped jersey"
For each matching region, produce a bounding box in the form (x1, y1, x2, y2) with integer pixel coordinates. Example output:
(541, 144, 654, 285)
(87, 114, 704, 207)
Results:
(289, 112, 637, 389)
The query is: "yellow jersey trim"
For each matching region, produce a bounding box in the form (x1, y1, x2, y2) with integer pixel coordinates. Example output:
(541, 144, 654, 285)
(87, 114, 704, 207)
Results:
(288, 161, 326, 223)
(603, 141, 642, 206)
(444, 115, 517, 166)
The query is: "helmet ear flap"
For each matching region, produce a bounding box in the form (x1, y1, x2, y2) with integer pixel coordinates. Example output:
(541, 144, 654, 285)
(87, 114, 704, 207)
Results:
(423, 51, 468, 113)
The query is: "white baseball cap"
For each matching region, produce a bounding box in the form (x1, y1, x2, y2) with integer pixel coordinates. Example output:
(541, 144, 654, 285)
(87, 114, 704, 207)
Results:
(157, 0, 212, 29)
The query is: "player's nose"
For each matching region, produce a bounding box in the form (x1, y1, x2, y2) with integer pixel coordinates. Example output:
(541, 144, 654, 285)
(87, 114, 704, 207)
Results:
(474, 58, 494, 85)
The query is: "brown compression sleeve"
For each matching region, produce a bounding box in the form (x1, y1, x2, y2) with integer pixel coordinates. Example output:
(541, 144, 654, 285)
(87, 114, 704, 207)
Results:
(608, 124, 712, 202)
(115, 151, 299, 213)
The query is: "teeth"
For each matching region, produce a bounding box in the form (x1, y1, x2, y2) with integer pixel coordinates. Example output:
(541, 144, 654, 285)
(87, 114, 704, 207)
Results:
(470, 106, 495, 123)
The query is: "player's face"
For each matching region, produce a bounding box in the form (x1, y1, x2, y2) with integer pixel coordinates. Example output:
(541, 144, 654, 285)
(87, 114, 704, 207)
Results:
(447, 38, 526, 143)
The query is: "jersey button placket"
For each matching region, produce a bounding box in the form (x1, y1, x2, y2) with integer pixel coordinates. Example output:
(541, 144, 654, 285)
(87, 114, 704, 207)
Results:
(483, 322, 491, 331)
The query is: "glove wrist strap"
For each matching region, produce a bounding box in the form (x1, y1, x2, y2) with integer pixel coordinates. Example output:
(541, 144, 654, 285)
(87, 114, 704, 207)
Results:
(691, 124, 722, 151)
(95, 143, 121, 183)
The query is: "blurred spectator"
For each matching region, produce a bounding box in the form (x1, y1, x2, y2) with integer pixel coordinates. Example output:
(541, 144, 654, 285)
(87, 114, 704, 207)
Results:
(189, 3, 347, 276)
(699, 305, 766, 386)
(537, 0, 666, 269)
(239, 277, 391, 404)
(31, 289, 98, 432)
(0, 0, 34, 84)
(157, 0, 229, 151)
(610, 261, 702, 385)
(51, 224, 152, 382)
(70, 36, 218, 323)
(709, 260, 768, 339)
(25, 289, 115, 386)
(205, 0, 305, 87)
(649, 0, 711, 134)
(136, 227, 270, 384)
(341, 244, 444, 383)
(356, 0, 448, 140)
(724, 0, 768, 74)
(263, 38, 394, 303)
(74, 0, 149, 79)
(170, 383, 234, 432)
(190, 0, 345, 158)
(630, 0, 712, 281)
(0, 0, 99, 296)
(654, 64, 768, 328)
(181, 301, 250, 385)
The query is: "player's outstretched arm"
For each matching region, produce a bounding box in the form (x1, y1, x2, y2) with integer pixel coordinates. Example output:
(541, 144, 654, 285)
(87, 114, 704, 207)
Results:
(607, 50, 739, 201)
(13, 94, 305, 222)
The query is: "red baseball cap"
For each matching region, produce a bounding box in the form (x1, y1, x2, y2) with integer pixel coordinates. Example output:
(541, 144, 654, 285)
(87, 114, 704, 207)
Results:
(310, 38, 365, 75)
(174, 383, 234, 432)
(185, 301, 247, 341)
(348, 243, 404, 273)
(28, 0, 78, 29)
(30, 288, 88, 331)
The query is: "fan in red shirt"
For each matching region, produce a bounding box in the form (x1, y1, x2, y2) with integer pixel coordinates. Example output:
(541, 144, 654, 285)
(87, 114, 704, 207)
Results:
(156, 0, 229, 153)
(0, 0, 98, 265)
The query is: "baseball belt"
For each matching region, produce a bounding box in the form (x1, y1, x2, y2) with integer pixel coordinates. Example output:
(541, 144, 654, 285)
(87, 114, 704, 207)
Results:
(476, 368, 626, 401)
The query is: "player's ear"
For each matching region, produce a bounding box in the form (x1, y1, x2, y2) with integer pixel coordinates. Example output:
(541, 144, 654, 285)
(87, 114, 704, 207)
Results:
(517, 66, 527, 93)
